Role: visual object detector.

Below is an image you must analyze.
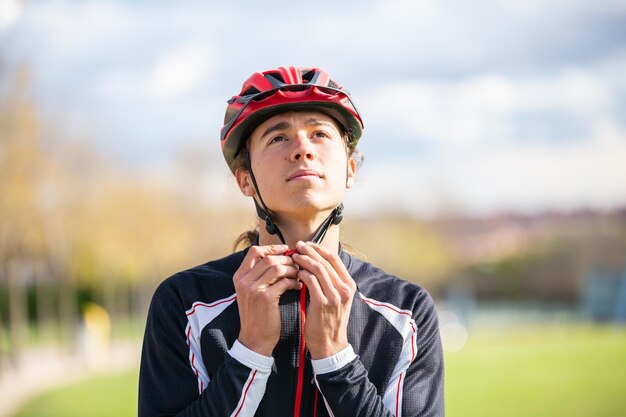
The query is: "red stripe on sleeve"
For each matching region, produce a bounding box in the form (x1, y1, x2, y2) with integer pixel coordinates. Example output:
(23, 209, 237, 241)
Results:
(233, 370, 258, 417)
(395, 373, 403, 417)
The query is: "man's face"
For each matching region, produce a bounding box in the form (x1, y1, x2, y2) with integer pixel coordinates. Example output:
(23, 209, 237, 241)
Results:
(236, 110, 356, 222)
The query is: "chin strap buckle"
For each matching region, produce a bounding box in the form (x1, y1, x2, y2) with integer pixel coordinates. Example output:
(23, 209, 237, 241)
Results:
(332, 203, 344, 225)
(265, 215, 278, 235)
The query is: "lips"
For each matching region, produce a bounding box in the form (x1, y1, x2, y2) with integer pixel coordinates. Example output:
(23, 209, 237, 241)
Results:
(287, 169, 322, 181)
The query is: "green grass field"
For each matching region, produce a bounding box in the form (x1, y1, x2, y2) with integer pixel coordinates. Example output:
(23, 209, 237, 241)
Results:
(13, 324, 626, 417)
(445, 324, 626, 417)
(13, 370, 139, 417)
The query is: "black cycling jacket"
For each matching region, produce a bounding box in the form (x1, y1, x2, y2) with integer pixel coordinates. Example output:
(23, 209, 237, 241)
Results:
(138, 246, 444, 416)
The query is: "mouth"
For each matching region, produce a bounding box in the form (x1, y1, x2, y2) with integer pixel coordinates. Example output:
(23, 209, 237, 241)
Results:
(287, 169, 322, 181)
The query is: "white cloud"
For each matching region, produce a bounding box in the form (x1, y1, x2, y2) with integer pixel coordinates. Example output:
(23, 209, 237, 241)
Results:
(349, 60, 626, 215)
(0, 0, 24, 29)
(93, 41, 213, 102)
(348, 118, 626, 216)
(360, 66, 618, 149)
(148, 42, 213, 99)
(360, 75, 516, 147)
(29, 1, 135, 58)
(458, 131, 626, 212)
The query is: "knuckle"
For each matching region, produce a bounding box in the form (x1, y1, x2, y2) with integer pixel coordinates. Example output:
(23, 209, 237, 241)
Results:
(271, 263, 284, 275)
(339, 280, 352, 291)
(234, 283, 247, 295)
(309, 263, 324, 275)
(324, 296, 336, 308)
(339, 286, 353, 300)
(257, 257, 272, 270)
(313, 295, 326, 306)
(331, 290, 343, 303)
(233, 271, 247, 285)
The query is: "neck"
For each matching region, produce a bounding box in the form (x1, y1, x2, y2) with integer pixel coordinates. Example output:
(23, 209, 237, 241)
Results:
(258, 213, 340, 253)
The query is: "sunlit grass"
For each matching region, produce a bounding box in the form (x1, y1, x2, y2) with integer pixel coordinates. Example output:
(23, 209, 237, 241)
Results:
(445, 324, 626, 417)
(13, 370, 138, 417)
(12, 324, 626, 417)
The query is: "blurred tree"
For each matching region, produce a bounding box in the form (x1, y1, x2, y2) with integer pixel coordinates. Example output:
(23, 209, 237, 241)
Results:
(450, 211, 626, 303)
(0, 65, 46, 361)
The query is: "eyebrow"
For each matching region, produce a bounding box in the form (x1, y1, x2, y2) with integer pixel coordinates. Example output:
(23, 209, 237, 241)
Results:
(260, 121, 290, 140)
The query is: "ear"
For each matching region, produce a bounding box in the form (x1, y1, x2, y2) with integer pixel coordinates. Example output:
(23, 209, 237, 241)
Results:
(235, 168, 256, 197)
(345, 156, 357, 189)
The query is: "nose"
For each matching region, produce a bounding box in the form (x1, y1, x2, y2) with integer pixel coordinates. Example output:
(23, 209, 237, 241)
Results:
(290, 131, 315, 162)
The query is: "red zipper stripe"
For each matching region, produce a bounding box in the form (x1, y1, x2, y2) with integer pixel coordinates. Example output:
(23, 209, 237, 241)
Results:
(293, 284, 307, 417)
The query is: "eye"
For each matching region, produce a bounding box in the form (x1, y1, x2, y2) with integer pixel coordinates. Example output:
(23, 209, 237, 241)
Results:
(268, 134, 288, 144)
(312, 130, 331, 140)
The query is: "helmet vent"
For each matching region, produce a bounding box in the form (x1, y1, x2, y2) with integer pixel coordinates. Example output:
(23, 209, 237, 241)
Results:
(241, 86, 260, 97)
(301, 69, 315, 83)
(265, 72, 285, 84)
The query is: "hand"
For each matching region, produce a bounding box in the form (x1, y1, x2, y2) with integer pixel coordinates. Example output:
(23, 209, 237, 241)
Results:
(292, 241, 356, 359)
(234, 245, 301, 356)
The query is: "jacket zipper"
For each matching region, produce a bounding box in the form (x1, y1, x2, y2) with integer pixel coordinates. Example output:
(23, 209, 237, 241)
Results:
(293, 284, 307, 417)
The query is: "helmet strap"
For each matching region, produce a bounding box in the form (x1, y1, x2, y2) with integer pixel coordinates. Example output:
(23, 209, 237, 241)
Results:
(309, 203, 344, 244)
(245, 150, 344, 246)
(245, 151, 287, 244)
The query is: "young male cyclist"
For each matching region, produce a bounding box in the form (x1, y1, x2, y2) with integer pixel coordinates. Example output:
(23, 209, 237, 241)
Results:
(138, 66, 444, 417)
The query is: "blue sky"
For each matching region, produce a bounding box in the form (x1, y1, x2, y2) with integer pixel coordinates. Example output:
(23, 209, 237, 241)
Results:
(1, 0, 626, 216)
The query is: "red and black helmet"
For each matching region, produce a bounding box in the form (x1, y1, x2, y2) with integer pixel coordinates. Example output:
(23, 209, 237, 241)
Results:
(220, 66, 364, 171)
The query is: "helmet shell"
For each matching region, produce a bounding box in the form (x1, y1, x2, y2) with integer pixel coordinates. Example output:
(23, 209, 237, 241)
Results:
(220, 66, 363, 171)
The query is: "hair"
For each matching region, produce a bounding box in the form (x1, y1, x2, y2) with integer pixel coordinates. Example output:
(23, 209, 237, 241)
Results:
(231, 123, 363, 252)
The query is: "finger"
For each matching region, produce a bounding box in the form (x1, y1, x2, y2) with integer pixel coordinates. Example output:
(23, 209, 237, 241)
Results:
(306, 242, 353, 287)
(294, 242, 343, 289)
(295, 241, 326, 263)
(265, 273, 303, 296)
(240, 244, 290, 271)
(300, 243, 355, 301)
(296, 269, 326, 303)
(257, 264, 298, 287)
(293, 253, 339, 300)
(248, 255, 296, 283)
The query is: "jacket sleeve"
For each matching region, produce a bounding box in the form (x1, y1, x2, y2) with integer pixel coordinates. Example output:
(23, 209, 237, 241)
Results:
(313, 290, 445, 417)
(138, 279, 271, 417)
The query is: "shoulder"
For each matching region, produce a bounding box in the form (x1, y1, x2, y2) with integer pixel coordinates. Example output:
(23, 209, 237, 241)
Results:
(342, 251, 437, 320)
(151, 248, 248, 309)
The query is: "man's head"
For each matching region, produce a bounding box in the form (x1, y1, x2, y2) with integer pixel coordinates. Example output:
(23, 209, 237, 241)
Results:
(220, 66, 364, 244)
(220, 66, 363, 173)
